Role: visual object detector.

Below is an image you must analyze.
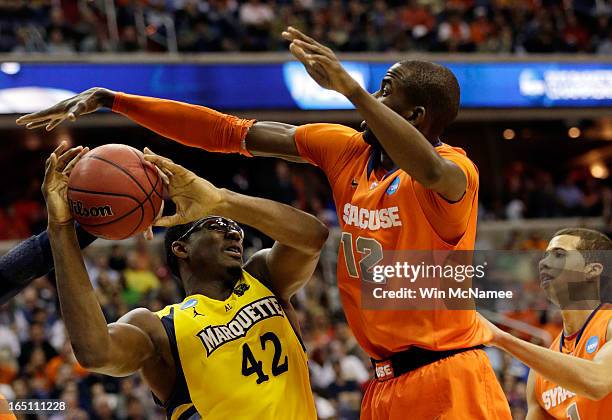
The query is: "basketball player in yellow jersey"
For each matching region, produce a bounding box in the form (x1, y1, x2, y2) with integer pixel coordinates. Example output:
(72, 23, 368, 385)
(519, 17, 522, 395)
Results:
(481, 228, 612, 419)
(41, 144, 326, 419)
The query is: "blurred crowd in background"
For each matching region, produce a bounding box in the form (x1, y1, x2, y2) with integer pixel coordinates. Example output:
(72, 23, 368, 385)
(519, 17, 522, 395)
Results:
(1, 0, 610, 54)
(483, 160, 612, 221)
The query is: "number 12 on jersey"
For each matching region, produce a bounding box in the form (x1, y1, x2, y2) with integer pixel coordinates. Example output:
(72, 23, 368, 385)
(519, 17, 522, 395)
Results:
(341, 232, 384, 283)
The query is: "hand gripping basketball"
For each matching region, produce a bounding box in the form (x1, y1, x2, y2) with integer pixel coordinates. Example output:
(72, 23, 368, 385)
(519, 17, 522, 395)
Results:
(42, 141, 90, 226)
(143, 148, 224, 227)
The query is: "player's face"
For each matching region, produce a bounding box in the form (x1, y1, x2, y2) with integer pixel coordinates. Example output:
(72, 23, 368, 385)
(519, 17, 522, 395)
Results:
(538, 235, 597, 306)
(362, 62, 416, 147)
(185, 217, 244, 278)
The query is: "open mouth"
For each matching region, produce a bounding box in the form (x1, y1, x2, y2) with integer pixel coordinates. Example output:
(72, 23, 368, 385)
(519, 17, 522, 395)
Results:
(540, 273, 554, 285)
(224, 245, 242, 259)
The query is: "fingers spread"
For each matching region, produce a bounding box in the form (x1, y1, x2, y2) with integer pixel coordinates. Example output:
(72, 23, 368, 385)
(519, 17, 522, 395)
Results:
(68, 101, 86, 120)
(46, 118, 65, 131)
(56, 146, 83, 171)
(52, 141, 69, 157)
(63, 147, 90, 177)
(155, 166, 170, 185)
(293, 39, 333, 59)
(25, 120, 53, 130)
(153, 214, 181, 227)
(289, 43, 309, 63)
(286, 27, 310, 42)
(43, 153, 58, 185)
(16, 108, 59, 125)
(143, 154, 186, 175)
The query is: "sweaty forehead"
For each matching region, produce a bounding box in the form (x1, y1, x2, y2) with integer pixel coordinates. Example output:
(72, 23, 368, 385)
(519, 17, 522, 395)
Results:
(547, 235, 582, 251)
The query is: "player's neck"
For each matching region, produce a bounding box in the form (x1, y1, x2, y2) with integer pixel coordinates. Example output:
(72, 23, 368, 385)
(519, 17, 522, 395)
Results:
(379, 151, 395, 172)
(561, 307, 598, 336)
(184, 274, 239, 301)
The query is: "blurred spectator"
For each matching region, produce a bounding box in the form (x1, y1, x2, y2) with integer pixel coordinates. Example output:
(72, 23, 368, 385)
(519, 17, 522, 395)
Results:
(437, 11, 472, 52)
(18, 322, 57, 368)
(557, 175, 584, 216)
(239, 0, 274, 50)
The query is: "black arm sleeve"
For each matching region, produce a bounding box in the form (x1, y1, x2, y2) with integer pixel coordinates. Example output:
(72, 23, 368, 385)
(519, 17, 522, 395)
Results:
(0, 224, 97, 305)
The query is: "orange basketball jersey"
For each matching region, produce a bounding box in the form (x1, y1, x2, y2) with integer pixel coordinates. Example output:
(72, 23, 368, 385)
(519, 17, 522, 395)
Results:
(535, 304, 612, 419)
(0, 393, 16, 420)
(295, 123, 491, 359)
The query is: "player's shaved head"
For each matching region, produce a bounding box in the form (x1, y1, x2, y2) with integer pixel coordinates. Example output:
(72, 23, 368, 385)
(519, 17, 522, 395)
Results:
(395, 60, 460, 134)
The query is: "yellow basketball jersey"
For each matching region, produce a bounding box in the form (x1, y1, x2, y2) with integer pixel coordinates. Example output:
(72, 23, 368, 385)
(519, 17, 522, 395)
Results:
(155, 270, 316, 420)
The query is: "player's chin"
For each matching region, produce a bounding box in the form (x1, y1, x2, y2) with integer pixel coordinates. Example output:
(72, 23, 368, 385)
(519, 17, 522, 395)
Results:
(223, 252, 243, 267)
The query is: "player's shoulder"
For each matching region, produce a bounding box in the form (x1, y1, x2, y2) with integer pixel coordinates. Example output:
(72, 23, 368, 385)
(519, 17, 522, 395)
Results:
(436, 143, 479, 180)
(436, 143, 474, 163)
(298, 123, 363, 141)
(549, 330, 563, 351)
(118, 306, 163, 326)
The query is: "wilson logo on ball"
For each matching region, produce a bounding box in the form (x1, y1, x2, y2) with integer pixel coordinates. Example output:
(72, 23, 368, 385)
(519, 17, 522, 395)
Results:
(69, 200, 114, 218)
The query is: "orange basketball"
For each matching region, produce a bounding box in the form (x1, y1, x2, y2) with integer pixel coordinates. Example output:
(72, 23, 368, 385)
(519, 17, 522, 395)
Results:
(67, 144, 163, 240)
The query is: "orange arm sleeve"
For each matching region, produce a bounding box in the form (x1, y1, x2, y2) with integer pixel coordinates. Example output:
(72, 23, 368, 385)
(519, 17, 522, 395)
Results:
(112, 93, 256, 156)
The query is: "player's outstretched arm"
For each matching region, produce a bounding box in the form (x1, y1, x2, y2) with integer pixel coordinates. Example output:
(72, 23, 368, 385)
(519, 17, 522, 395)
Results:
(143, 150, 328, 301)
(481, 314, 612, 401)
(42, 144, 158, 377)
(526, 370, 555, 420)
(282, 27, 466, 201)
(16, 88, 307, 162)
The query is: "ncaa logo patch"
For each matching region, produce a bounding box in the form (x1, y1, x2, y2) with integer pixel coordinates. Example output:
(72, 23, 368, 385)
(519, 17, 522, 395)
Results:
(181, 298, 198, 310)
(386, 177, 400, 195)
(586, 336, 599, 354)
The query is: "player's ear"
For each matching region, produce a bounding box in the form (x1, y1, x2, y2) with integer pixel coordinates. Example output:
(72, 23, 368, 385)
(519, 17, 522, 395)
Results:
(586, 262, 603, 279)
(405, 106, 426, 126)
(172, 241, 189, 259)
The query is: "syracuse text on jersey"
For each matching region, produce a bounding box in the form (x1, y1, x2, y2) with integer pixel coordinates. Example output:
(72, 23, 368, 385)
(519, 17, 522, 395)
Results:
(342, 203, 402, 231)
(541, 386, 576, 410)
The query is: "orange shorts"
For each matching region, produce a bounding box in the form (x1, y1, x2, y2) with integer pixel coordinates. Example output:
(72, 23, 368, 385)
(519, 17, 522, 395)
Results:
(361, 349, 511, 420)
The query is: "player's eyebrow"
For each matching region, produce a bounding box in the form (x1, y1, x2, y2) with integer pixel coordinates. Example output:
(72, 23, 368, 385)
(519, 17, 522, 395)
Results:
(546, 247, 569, 253)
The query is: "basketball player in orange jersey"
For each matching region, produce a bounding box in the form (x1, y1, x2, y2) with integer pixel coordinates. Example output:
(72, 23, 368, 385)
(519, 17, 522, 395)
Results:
(17, 27, 511, 419)
(481, 228, 612, 419)
(0, 394, 16, 420)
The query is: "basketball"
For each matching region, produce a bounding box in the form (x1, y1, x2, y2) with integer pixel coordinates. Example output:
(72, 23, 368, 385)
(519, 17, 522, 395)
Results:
(67, 144, 163, 240)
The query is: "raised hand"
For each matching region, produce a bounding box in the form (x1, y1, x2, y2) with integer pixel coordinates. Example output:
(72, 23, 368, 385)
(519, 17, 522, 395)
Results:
(142, 148, 224, 227)
(42, 142, 90, 226)
(282, 26, 361, 98)
(16, 87, 115, 131)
